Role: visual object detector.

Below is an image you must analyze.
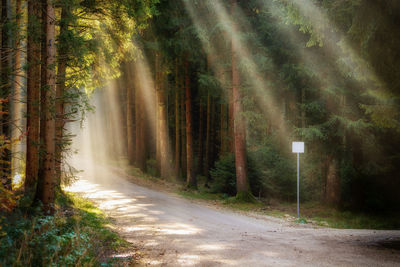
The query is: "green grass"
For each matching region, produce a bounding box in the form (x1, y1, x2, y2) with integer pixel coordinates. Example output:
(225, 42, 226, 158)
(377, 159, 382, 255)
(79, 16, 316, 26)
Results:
(116, 160, 400, 230)
(176, 189, 400, 230)
(0, 192, 134, 267)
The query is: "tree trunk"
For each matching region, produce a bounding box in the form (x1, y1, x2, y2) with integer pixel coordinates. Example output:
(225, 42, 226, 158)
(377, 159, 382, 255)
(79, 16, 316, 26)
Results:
(55, 4, 69, 190)
(157, 55, 169, 179)
(0, 0, 11, 189)
(184, 58, 195, 188)
(25, 0, 41, 195)
(135, 72, 146, 171)
(11, 0, 23, 181)
(155, 53, 161, 174)
(209, 97, 216, 173)
(228, 81, 234, 153)
(125, 62, 135, 165)
(232, 0, 249, 195)
(37, 0, 56, 213)
(180, 79, 186, 179)
(325, 155, 341, 205)
(219, 65, 228, 157)
(204, 92, 211, 177)
(220, 101, 227, 156)
(198, 101, 204, 175)
(174, 61, 180, 177)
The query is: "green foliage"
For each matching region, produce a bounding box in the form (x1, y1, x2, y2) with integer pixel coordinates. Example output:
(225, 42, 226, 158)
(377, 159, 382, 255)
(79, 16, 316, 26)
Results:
(210, 145, 295, 200)
(0, 193, 128, 266)
(146, 158, 158, 177)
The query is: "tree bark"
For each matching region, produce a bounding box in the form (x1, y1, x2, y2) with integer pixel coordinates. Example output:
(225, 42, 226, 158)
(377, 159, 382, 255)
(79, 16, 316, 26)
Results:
(204, 92, 211, 177)
(155, 53, 161, 174)
(220, 101, 227, 156)
(11, 0, 23, 181)
(54, 4, 69, 190)
(37, 0, 56, 213)
(219, 65, 228, 157)
(1, 0, 11, 189)
(174, 61, 181, 177)
(157, 54, 169, 179)
(228, 80, 234, 153)
(198, 101, 204, 175)
(125, 62, 135, 165)
(135, 71, 146, 171)
(232, 0, 249, 195)
(25, 0, 41, 195)
(184, 58, 195, 188)
(180, 78, 186, 179)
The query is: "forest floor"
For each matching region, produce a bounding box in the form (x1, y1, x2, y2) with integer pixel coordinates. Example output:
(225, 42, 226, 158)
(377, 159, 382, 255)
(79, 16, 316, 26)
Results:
(65, 159, 400, 266)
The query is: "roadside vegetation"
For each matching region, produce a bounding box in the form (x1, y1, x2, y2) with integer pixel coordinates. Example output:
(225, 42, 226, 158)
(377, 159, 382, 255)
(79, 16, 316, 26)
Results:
(0, 189, 134, 266)
(119, 162, 400, 230)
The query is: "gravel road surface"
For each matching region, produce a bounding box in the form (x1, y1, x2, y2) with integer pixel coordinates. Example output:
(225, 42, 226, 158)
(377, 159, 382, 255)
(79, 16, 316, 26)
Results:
(66, 163, 400, 266)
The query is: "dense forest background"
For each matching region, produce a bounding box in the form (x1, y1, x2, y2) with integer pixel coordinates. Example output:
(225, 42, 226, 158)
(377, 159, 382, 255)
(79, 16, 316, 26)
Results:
(1, 0, 400, 219)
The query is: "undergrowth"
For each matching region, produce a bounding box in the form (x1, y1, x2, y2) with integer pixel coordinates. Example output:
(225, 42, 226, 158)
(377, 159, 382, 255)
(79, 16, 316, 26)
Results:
(0, 192, 130, 267)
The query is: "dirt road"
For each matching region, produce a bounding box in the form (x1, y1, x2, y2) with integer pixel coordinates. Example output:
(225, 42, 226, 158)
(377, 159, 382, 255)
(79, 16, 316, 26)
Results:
(66, 163, 400, 266)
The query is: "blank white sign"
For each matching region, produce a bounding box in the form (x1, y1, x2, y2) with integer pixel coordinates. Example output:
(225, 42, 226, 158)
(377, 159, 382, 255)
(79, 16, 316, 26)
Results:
(292, 142, 304, 153)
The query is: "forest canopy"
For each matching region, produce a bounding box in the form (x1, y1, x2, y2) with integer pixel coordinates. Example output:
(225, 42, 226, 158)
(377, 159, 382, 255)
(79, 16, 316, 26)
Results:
(1, 0, 400, 218)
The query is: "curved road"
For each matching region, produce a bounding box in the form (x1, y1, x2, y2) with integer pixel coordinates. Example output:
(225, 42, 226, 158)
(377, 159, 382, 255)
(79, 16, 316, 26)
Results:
(66, 163, 400, 266)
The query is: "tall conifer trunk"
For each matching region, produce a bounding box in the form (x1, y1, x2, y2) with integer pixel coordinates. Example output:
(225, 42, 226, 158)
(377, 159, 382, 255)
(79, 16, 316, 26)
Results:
(180, 79, 186, 178)
(25, 0, 41, 195)
(219, 66, 228, 157)
(126, 62, 135, 165)
(231, 0, 249, 195)
(184, 58, 195, 187)
(174, 61, 181, 177)
(0, 0, 11, 189)
(135, 70, 146, 171)
(204, 92, 211, 176)
(198, 102, 204, 175)
(37, 0, 56, 213)
(55, 5, 69, 189)
(157, 55, 169, 179)
(11, 0, 23, 180)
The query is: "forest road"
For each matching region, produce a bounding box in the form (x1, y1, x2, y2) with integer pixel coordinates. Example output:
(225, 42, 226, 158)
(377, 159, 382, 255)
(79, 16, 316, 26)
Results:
(66, 162, 400, 266)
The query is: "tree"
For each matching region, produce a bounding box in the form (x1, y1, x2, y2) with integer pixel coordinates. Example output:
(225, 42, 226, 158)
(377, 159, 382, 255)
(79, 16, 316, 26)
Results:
(184, 58, 196, 188)
(36, 0, 56, 213)
(231, 0, 249, 196)
(25, 0, 41, 196)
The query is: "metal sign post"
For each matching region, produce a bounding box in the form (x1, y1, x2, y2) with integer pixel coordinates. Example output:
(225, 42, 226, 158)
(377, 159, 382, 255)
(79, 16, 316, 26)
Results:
(292, 142, 304, 218)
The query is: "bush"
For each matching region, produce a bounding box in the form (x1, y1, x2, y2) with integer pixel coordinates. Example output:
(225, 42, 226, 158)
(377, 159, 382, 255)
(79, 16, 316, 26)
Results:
(0, 193, 127, 266)
(209, 144, 296, 200)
